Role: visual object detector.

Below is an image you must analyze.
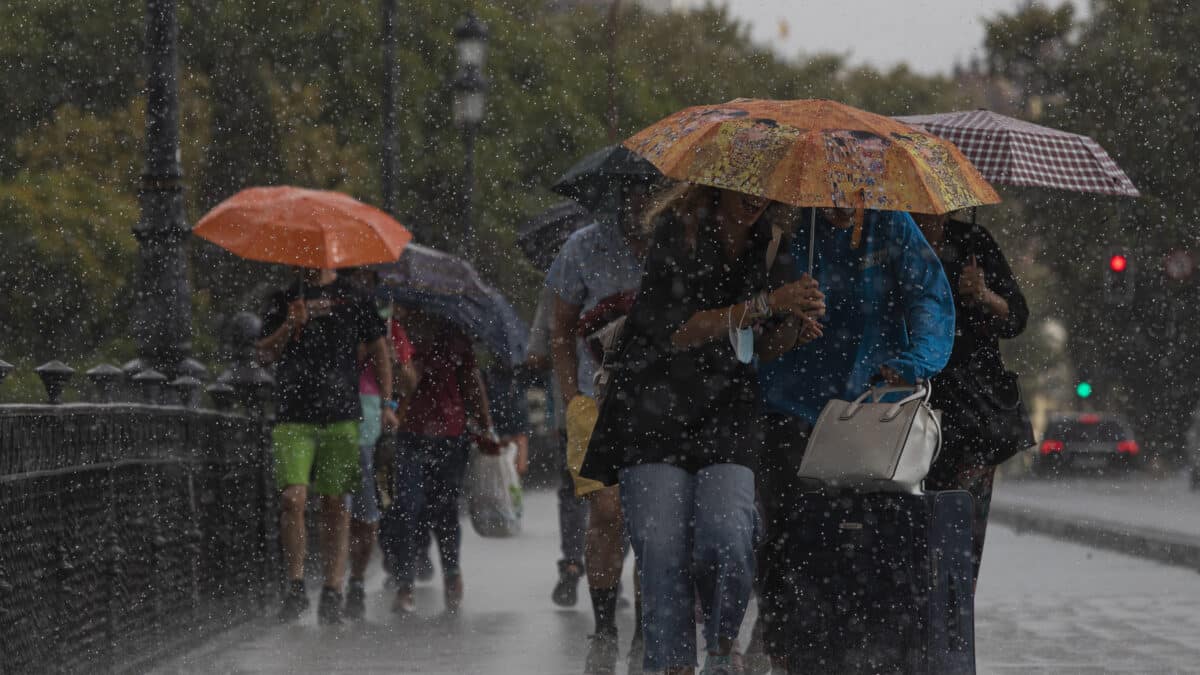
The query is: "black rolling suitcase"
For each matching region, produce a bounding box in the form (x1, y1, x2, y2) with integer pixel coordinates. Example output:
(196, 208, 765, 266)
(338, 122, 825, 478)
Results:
(774, 490, 975, 674)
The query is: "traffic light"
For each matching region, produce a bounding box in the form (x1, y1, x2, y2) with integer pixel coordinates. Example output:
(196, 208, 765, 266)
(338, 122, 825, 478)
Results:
(1104, 249, 1134, 305)
(1075, 381, 1093, 399)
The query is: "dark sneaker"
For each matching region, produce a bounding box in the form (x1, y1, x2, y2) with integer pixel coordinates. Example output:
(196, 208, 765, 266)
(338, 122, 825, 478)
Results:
(344, 579, 366, 620)
(444, 572, 464, 614)
(551, 560, 583, 607)
(584, 632, 619, 675)
(317, 587, 344, 625)
(416, 547, 435, 583)
(626, 631, 645, 675)
(277, 584, 310, 624)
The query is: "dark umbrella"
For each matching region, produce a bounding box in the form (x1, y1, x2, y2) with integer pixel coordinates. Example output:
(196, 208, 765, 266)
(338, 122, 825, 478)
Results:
(376, 244, 528, 366)
(517, 201, 592, 272)
(550, 144, 661, 213)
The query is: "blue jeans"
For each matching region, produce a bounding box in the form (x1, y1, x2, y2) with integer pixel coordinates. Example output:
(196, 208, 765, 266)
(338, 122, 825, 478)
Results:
(379, 432, 469, 587)
(621, 463, 757, 671)
(347, 394, 382, 523)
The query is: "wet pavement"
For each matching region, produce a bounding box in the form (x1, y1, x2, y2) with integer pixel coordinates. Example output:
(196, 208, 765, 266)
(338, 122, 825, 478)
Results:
(158, 490, 1200, 674)
(992, 471, 1200, 539)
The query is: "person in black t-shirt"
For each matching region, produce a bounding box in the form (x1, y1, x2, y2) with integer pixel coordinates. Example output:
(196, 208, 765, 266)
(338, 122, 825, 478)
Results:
(256, 267, 395, 625)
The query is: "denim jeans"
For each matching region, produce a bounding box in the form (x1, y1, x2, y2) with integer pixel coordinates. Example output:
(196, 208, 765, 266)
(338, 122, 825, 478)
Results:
(621, 462, 757, 671)
(379, 432, 469, 587)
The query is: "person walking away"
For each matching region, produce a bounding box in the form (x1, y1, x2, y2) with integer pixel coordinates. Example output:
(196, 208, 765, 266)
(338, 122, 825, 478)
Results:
(582, 186, 824, 675)
(753, 207, 954, 670)
(384, 312, 495, 614)
(528, 284, 589, 607)
(343, 269, 421, 619)
(912, 212, 1029, 585)
(256, 266, 397, 625)
(547, 182, 655, 674)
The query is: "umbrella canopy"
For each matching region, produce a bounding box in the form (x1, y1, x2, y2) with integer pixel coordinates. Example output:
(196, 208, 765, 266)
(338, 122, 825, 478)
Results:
(624, 98, 1000, 214)
(551, 144, 661, 213)
(517, 201, 593, 272)
(895, 110, 1140, 197)
(194, 186, 412, 268)
(376, 244, 527, 366)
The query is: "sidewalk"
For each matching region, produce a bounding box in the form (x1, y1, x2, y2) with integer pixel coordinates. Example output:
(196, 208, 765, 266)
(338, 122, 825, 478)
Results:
(989, 470, 1200, 571)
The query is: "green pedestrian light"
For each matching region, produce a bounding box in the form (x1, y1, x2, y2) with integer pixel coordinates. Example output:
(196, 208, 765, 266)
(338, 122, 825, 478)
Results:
(1076, 382, 1093, 399)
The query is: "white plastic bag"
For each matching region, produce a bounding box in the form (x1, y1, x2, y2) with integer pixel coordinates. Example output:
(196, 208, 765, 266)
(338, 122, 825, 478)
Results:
(466, 441, 524, 538)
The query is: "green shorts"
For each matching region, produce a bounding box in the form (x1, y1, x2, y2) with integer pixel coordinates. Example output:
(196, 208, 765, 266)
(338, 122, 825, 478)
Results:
(272, 420, 361, 496)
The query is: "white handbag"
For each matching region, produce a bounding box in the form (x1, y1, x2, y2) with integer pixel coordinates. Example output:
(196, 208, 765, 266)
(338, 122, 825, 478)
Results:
(798, 383, 942, 493)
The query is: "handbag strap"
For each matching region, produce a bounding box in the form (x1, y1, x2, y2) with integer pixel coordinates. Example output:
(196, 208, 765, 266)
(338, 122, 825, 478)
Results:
(840, 382, 932, 420)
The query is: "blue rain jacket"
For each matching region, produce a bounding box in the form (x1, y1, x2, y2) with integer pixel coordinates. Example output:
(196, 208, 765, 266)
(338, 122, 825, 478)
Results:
(759, 209, 955, 423)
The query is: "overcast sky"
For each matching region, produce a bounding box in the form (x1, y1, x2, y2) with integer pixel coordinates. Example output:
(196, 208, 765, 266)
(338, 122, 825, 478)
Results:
(712, 0, 1081, 75)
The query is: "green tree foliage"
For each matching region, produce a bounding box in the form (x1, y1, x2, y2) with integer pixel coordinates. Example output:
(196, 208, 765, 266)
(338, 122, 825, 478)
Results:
(0, 0, 961, 373)
(983, 0, 1200, 448)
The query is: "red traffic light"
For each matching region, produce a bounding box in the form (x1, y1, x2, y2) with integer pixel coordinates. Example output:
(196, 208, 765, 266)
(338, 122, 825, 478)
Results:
(1109, 254, 1128, 273)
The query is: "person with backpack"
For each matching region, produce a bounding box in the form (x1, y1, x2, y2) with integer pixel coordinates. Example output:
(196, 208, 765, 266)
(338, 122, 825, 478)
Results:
(581, 185, 825, 675)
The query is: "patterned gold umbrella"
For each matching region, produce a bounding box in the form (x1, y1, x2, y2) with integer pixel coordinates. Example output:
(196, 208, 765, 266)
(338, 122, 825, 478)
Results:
(624, 98, 1001, 215)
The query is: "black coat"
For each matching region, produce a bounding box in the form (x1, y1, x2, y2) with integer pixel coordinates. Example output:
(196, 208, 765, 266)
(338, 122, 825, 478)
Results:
(934, 220, 1028, 374)
(580, 216, 782, 485)
(928, 220, 1030, 470)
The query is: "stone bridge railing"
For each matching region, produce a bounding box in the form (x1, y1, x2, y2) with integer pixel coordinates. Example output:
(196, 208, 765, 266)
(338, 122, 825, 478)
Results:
(0, 315, 279, 673)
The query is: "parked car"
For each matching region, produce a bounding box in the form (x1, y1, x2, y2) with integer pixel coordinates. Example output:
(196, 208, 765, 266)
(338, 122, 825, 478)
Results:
(1034, 413, 1140, 476)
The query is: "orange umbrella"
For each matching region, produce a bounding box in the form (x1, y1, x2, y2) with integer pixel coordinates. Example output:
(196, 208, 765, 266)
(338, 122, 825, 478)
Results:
(194, 186, 413, 268)
(624, 98, 1000, 215)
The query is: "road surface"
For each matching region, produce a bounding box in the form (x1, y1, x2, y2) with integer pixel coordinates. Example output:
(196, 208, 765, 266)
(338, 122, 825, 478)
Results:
(158, 489, 1200, 674)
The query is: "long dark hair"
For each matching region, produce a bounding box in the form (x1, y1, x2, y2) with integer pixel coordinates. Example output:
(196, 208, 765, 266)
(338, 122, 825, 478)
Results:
(641, 182, 725, 253)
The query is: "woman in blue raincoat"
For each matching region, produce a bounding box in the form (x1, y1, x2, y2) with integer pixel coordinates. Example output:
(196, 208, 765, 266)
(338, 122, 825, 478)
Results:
(751, 206, 956, 668)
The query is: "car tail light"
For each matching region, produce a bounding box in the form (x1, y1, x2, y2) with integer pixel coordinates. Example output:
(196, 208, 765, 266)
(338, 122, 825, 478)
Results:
(1041, 439, 1064, 455)
(1078, 414, 1101, 424)
(1117, 440, 1140, 455)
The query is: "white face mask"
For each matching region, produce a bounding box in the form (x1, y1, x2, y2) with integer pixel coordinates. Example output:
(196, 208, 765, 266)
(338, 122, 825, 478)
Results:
(728, 304, 754, 364)
(733, 327, 754, 364)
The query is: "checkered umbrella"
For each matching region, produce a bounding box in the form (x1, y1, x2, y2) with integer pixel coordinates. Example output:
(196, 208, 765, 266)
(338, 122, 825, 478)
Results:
(895, 110, 1140, 198)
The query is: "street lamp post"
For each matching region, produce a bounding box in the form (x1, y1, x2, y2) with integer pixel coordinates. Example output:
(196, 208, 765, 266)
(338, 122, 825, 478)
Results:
(132, 0, 192, 378)
(380, 0, 398, 216)
(452, 12, 488, 261)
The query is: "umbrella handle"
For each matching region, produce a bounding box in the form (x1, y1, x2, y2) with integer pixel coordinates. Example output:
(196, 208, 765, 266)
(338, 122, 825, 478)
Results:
(807, 207, 817, 275)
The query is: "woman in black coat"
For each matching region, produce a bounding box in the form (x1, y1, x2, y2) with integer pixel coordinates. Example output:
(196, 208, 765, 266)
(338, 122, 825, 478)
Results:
(913, 212, 1030, 585)
(581, 184, 824, 674)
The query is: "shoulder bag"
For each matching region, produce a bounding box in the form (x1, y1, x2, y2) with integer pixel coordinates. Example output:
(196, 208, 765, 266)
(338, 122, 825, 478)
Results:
(935, 365, 1035, 466)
